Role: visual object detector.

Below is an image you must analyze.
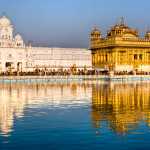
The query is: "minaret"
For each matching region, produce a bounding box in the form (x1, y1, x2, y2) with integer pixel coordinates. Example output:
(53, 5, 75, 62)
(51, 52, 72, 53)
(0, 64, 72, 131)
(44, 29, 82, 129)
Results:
(0, 15, 14, 47)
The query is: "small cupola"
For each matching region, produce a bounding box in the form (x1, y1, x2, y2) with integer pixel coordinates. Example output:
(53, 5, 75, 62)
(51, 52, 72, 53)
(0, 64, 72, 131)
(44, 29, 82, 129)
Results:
(145, 31, 150, 40)
(90, 27, 101, 41)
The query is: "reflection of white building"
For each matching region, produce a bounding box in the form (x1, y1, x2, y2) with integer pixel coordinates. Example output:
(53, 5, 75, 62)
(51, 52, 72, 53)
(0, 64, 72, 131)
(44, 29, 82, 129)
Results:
(0, 83, 92, 136)
(0, 16, 92, 72)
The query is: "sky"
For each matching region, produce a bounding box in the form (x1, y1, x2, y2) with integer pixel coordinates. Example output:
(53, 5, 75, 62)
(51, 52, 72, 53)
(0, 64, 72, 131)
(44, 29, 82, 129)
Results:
(0, 0, 150, 48)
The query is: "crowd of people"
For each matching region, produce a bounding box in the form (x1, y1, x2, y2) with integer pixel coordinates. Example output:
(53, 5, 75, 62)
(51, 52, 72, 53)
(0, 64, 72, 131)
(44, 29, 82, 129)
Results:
(0, 67, 149, 76)
(0, 68, 96, 76)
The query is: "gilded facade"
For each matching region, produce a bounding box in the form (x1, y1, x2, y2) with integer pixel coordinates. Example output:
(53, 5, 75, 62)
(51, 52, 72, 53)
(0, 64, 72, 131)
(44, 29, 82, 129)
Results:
(90, 18, 150, 72)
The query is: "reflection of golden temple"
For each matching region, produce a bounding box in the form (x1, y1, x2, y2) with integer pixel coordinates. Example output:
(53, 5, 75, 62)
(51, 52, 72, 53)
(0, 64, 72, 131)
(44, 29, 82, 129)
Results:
(0, 83, 92, 136)
(91, 82, 150, 134)
(90, 18, 150, 72)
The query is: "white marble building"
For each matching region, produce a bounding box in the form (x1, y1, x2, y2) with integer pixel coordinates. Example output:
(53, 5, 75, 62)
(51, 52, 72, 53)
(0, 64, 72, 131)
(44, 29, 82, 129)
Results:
(0, 16, 92, 73)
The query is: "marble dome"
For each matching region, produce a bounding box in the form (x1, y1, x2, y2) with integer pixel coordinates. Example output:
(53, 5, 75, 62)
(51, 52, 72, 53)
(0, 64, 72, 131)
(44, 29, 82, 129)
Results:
(0, 16, 11, 27)
(15, 34, 23, 40)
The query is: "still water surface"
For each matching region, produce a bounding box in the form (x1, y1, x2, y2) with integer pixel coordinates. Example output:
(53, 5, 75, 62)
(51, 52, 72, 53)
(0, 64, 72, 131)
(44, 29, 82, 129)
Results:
(0, 81, 150, 150)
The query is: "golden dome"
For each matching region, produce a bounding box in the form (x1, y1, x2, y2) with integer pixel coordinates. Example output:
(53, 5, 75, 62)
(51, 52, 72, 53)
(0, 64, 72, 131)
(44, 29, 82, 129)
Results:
(107, 18, 138, 38)
(91, 27, 101, 35)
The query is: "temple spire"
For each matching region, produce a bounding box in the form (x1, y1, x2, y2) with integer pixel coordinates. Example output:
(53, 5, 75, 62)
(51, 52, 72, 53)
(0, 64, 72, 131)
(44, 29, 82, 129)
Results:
(119, 17, 125, 25)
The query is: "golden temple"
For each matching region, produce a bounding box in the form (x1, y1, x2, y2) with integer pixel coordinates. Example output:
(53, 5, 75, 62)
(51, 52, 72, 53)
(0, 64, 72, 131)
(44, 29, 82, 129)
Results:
(90, 18, 150, 73)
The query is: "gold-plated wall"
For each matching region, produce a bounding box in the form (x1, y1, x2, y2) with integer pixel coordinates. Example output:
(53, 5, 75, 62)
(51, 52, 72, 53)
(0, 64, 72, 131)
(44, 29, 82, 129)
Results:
(90, 22, 150, 71)
(92, 48, 150, 69)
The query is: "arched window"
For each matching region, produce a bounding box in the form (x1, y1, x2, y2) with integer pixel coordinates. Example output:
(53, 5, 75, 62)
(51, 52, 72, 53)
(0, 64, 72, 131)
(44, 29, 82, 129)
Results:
(134, 54, 138, 60)
(139, 54, 143, 60)
(106, 54, 108, 62)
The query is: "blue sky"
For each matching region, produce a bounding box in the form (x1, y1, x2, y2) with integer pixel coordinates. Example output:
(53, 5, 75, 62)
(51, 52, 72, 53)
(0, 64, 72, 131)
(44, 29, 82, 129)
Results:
(0, 0, 150, 48)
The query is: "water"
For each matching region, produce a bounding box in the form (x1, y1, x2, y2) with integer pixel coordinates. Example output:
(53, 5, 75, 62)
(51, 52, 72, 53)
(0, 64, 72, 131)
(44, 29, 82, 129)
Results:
(0, 81, 150, 150)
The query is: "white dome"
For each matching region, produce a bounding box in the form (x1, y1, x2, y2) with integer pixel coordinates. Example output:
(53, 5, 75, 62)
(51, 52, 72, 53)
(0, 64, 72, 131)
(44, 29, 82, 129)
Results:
(15, 34, 23, 40)
(0, 16, 11, 27)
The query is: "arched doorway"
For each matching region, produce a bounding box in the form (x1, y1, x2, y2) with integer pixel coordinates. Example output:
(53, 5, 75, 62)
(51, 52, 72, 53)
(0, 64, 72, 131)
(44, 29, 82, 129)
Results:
(6, 62, 14, 74)
(17, 62, 22, 72)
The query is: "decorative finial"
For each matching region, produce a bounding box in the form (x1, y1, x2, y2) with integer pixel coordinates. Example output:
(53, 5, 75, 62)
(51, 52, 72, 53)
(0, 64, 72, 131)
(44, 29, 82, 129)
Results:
(93, 25, 98, 30)
(119, 17, 125, 25)
(146, 25, 150, 33)
(1, 12, 7, 17)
